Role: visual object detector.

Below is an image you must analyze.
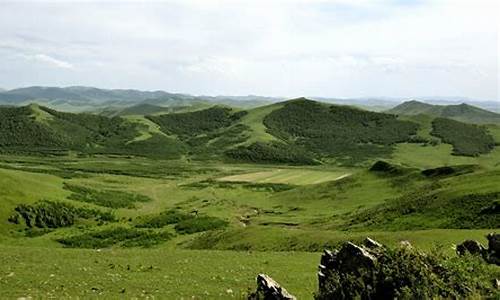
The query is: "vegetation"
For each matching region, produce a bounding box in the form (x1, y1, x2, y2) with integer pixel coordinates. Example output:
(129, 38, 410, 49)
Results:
(388, 100, 500, 124)
(64, 183, 152, 208)
(431, 117, 495, 156)
(316, 245, 499, 299)
(147, 106, 246, 137)
(174, 216, 229, 234)
(225, 141, 318, 165)
(9, 200, 115, 229)
(57, 227, 173, 248)
(263, 99, 418, 164)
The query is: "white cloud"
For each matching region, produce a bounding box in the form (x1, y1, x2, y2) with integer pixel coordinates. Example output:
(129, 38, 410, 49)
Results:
(27, 54, 74, 69)
(0, 0, 497, 100)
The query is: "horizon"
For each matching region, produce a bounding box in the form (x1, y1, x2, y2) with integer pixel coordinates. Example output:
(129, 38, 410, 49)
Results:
(0, 0, 498, 101)
(1, 84, 500, 104)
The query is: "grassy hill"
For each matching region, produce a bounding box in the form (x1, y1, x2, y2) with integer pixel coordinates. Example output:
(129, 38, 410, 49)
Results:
(388, 100, 500, 124)
(1, 98, 498, 165)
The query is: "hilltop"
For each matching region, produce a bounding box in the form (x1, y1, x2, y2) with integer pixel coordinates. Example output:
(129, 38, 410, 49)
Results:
(388, 100, 500, 124)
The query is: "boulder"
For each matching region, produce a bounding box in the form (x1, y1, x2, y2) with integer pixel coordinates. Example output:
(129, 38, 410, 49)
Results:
(456, 240, 486, 256)
(336, 242, 377, 274)
(248, 274, 296, 300)
(363, 237, 383, 250)
(487, 233, 500, 253)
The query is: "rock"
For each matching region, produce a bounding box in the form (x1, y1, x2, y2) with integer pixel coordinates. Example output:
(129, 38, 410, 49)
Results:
(248, 274, 296, 300)
(336, 242, 377, 274)
(363, 237, 383, 249)
(399, 240, 413, 249)
(487, 233, 500, 253)
(494, 278, 500, 289)
(456, 240, 486, 256)
(318, 249, 339, 290)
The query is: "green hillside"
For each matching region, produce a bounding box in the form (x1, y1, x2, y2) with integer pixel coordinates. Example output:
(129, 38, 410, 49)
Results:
(388, 100, 500, 124)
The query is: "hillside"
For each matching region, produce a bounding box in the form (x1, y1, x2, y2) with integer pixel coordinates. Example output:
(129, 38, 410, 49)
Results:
(1, 99, 498, 165)
(388, 100, 500, 124)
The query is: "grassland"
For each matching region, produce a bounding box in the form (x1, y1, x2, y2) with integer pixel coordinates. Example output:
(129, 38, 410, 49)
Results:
(217, 168, 350, 185)
(0, 115, 499, 298)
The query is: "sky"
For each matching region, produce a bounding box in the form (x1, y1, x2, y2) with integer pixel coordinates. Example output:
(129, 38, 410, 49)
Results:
(0, 0, 498, 101)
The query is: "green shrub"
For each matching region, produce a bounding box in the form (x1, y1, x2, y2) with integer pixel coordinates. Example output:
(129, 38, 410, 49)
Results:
(64, 183, 151, 209)
(174, 216, 228, 234)
(316, 246, 499, 299)
(10, 200, 115, 229)
(431, 117, 495, 156)
(57, 227, 173, 248)
(135, 210, 193, 228)
(225, 142, 318, 165)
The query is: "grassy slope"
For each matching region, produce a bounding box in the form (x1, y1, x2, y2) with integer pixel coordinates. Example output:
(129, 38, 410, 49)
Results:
(0, 246, 318, 299)
(0, 168, 69, 237)
(237, 103, 284, 145)
(217, 168, 349, 185)
(123, 115, 168, 142)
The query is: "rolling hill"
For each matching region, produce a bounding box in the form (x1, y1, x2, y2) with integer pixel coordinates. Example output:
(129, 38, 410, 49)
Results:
(388, 100, 500, 124)
(0, 98, 497, 165)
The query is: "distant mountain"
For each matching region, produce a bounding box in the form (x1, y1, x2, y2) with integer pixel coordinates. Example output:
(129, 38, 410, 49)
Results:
(387, 100, 500, 124)
(0, 86, 275, 112)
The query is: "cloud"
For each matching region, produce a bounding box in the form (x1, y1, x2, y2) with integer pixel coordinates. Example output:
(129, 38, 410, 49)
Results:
(0, 0, 497, 100)
(27, 54, 74, 69)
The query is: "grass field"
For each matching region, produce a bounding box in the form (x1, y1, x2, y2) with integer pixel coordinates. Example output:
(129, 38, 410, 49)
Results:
(218, 168, 350, 185)
(0, 152, 498, 298)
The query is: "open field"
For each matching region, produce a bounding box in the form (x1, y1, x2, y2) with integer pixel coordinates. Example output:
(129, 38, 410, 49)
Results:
(217, 168, 350, 185)
(0, 152, 499, 298)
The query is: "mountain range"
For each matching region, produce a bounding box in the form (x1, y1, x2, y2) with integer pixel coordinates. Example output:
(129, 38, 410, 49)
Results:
(0, 86, 498, 113)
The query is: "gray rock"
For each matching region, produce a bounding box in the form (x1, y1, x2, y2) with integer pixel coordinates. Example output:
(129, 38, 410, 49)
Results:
(363, 237, 383, 250)
(336, 242, 377, 273)
(487, 233, 500, 253)
(456, 240, 486, 256)
(248, 274, 296, 300)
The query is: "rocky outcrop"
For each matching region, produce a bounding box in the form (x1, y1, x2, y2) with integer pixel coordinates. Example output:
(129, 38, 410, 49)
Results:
(248, 274, 296, 300)
(456, 240, 486, 256)
(456, 233, 500, 265)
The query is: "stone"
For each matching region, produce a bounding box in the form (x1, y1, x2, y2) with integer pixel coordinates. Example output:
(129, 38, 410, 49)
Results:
(336, 242, 377, 273)
(487, 233, 500, 253)
(363, 237, 383, 249)
(248, 274, 296, 300)
(399, 240, 413, 249)
(456, 240, 486, 256)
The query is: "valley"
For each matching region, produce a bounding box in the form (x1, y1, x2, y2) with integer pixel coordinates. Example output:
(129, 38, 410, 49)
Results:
(0, 97, 499, 298)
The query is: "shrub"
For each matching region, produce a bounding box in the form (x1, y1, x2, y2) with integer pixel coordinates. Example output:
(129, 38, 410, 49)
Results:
(174, 216, 228, 234)
(64, 183, 151, 209)
(316, 245, 499, 299)
(135, 210, 193, 228)
(10, 200, 115, 229)
(431, 117, 495, 156)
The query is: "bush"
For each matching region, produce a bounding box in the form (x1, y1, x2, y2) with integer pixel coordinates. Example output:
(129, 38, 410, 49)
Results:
(431, 117, 495, 156)
(135, 210, 193, 228)
(316, 245, 499, 299)
(10, 200, 115, 229)
(225, 142, 318, 165)
(64, 183, 151, 209)
(174, 216, 228, 234)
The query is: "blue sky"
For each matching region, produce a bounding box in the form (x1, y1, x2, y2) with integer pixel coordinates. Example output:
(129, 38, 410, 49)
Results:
(0, 0, 498, 101)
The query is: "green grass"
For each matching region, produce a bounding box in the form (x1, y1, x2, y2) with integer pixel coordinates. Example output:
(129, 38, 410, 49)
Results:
(0, 153, 498, 297)
(217, 168, 349, 185)
(0, 246, 318, 299)
(238, 103, 283, 145)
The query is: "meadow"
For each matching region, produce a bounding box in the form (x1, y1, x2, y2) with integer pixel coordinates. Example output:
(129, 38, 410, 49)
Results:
(0, 150, 498, 298)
